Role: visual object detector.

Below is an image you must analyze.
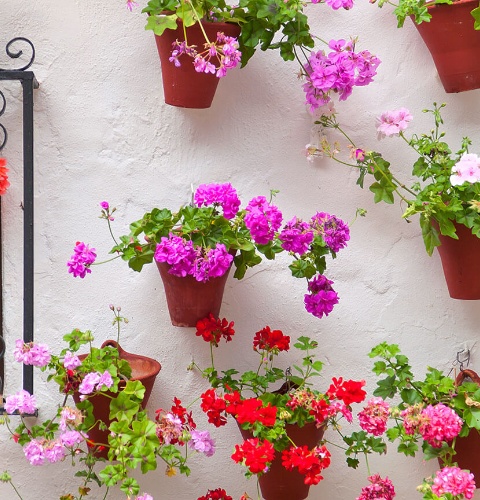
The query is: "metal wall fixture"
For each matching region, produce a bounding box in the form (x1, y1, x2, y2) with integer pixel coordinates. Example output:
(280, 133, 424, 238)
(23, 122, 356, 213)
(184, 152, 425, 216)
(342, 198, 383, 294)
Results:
(0, 38, 38, 414)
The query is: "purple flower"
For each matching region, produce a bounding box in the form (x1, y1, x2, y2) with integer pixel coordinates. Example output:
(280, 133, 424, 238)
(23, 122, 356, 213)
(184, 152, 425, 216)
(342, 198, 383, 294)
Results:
(63, 351, 81, 370)
(244, 196, 283, 245)
(188, 429, 216, 457)
(78, 372, 101, 395)
(279, 217, 314, 255)
(136, 494, 154, 500)
(310, 212, 350, 253)
(194, 183, 241, 220)
(23, 439, 45, 466)
(154, 234, 196, 277)
(97, 370, 114, 390)
(192, 244, 233, 282)
(67, 242, 97, 278)
(304, 275, 339, 318)
(5, 390, 37, 414)
(100, 201, 109, 210)
(44, 439, 65, 463)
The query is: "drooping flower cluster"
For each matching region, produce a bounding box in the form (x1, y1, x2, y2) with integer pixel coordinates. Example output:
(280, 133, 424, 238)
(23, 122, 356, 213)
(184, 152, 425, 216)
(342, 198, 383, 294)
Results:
(356, 474, 396, 500)
(304, 274, 339, 319)
(310, 212, 350, 253)
(67, 241, 97, 278)
(195, 313, 235, 346)
(197, 489, 233, 500)
(278, 216, 314, 254)
(244, 196, 283, 245)
(376, 107, 413, 138)
(450, 153, 480, 187)
(282, 445, 331, 485)
(358, 397, 390, 436)
(169, 32, 241, 78)
(13, 339, 51, 367)
(194, 182, 241, 220)
(0, 157, 10, 195)
(430, 467, 476, 499)
(303, 38, 381, 112)
(4, 390, 37, 415)
(22, 431, 86, 466)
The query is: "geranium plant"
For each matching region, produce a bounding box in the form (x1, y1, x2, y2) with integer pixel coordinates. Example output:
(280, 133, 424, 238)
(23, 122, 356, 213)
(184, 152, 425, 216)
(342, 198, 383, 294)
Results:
(362, 342, 480, 499)
(0, 306, 217, 499)
(190, 314, 393, 497)
(307, 102, 480, 256)
(372, 0, 480, 29)
(125, 0, 381, 106)
(68, 184, 351, 319)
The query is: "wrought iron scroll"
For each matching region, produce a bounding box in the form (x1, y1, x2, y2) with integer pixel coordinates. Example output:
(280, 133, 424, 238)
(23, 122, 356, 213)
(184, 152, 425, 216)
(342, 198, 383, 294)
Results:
(0, 38, 38, 413)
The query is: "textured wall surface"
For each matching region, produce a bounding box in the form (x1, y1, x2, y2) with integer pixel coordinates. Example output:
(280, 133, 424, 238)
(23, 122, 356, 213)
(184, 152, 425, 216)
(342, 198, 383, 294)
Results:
(2, 1, 480, 499)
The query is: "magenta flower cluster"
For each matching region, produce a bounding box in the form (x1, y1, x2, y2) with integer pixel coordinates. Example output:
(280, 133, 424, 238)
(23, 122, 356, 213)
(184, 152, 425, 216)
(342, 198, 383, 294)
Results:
(154, 235, 234, 283)
(169, 32, 241, 78)
(279, 217, 314, 254)
(13, 339, 51, 367)
(194, 182, 241, 220)
(304, 39, 381, 112)
(356, 474, 396, 500)
(311, 212, 350, 253)
(244, 196, 283, 245)
(67, 241, 97, 279)
(304, 275, 339, 319)
(431, 467, 476, 499)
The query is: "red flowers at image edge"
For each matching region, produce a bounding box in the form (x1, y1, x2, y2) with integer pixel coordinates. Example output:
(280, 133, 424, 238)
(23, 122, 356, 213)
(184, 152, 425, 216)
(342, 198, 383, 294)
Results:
(197, 488, 233, 500)
(327, 377, 367, 405)
(196, 314, 235, 346)
(0, 158, 10, 195)
(253, 325, 290, 352)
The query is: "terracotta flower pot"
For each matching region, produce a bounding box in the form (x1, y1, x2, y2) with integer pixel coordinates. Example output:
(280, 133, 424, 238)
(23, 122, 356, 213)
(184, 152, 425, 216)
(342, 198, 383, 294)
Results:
(237, 422, 326, 500)
(437, 369, 480, 484)
(153, 19, 241, 108)
(412, 0, 480, 93)
(156, 261, 232, 327)
(73, 340, 161, 458)
(436, 222, 480, 299)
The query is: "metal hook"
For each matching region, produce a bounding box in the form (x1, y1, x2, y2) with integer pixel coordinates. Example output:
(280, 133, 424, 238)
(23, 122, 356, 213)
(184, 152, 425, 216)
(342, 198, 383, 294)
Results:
(456, 349, 470, 372)
(190, 183, 195, 207)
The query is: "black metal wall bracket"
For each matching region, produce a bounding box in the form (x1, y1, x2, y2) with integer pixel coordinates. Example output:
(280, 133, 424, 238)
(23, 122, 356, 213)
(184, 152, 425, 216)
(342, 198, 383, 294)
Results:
(0, 38, 38, 415)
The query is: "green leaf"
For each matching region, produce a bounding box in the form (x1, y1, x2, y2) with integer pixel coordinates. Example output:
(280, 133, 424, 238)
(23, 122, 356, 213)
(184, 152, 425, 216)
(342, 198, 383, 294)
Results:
(369, 182, 395, 204)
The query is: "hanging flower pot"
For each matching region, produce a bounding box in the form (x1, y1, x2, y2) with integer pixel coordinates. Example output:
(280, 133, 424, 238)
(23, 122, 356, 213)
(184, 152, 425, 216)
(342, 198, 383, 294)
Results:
(156, 261, 232, 327)
(412, 0, 480, 93)
(73, 340, 161, 458)
(153, 19, 241, 108)
(237, 422, 326, 500)
(435, 222, 480, 299)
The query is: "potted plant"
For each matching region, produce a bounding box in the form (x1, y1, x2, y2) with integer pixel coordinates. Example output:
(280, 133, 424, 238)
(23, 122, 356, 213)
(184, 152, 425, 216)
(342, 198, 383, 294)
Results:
(360, 341, 480, 499)
(1, 306, 218, 499)
(68, 185, 351, 326)
(123, 0, 382, 107)
(373, 0, 480, 92)
(190, 314, 390, 500)
(309, 102, 480, 299)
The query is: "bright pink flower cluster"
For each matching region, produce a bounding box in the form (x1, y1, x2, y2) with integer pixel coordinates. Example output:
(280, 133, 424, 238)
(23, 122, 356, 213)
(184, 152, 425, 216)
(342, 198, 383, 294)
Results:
(279, 217, 314, 254)
(67, 241, 97, 278)
(170, 32, 241, 78)
(310, 212, 350, 253)
(376, 107, 412, 138)
(135, 494, 153, 500)
(356, 474, 396, 500)
(282, 445, 331, 485)
(244, 196, 283, 245)
(304, 274, 339, 318)
(450, 153, 480, 187)
(194, 182, 241, 220)
(13, 340, 51, 367)
(231, 437, 275, 474)
(304, 39, 381, 111)
(431, 466, 476, 499)
(418, 403, 463, 448)
(358, 397, 390, 436)
(154, 235, 233, 282)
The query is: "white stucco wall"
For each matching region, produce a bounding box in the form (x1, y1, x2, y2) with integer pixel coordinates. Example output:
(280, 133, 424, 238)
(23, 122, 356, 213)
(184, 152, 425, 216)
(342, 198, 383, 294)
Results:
(2, 1, 480, 499)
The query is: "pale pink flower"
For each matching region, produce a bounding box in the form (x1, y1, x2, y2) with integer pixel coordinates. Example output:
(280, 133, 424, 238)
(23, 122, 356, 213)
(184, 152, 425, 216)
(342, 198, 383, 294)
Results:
(13, 340, 51, 367)
(5, 390, 37, 414)
(135, 494, 153, 500)
(376, 107, 412, 138)
(78, 372, 101, 395)
(23, 439, 45, 466)
(44, 439, 65, 463)
(60, 430, 87, 447)
(450, 153, 480, 186)
(63, 350, 81, 370)
(59, 406, 83, 431)
(97, 370, 114, 390)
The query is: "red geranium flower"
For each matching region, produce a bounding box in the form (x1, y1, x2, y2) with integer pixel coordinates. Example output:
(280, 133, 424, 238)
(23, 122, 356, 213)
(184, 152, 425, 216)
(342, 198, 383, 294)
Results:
(326, 377, 366, 405)
(196, 314, 235, 346)
(0, 158, 10, 196)
(253, 326, 290, 352)
(282, 445, 331, 485)
(200, 389, 228, 427)
(231, 438, 275, 474)
(226, 397, 277, 427)
(197, 488, 233, 500)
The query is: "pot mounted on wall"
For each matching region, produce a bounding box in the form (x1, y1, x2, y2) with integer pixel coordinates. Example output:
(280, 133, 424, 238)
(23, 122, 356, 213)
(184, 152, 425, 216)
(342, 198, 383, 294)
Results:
(153, 20, 241, 108)
(412, 0, 480, 93)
